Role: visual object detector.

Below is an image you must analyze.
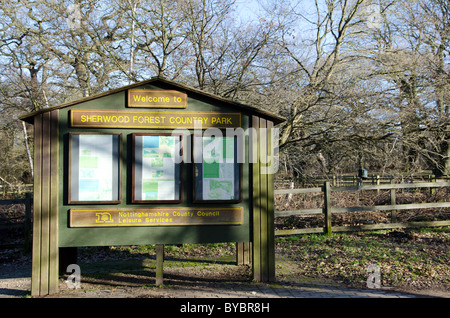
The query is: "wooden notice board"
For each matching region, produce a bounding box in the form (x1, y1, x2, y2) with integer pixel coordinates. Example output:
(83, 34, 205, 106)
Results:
(20, 77, 284, 296)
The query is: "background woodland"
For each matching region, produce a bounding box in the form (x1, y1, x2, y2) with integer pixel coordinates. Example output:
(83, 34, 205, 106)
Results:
(0, 0, 448, 186)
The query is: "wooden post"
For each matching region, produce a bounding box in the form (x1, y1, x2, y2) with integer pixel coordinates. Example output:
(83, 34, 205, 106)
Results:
(236, 242, 252, 265)
(324, 181, 332, 235)
(31, 111, 59, 297)
(390, 179, 397, 223)
(376, 175, 380, 194)
(252, 116, 261, 281)
(251, 116, 275, 282)
(31, 114, 42, 297)
(266, 120, 275, 281)
(430, 175, 436, 195)
(259, 119, 268, 282)
(24, 192, 32, 252)
(156, 244, 164, 286)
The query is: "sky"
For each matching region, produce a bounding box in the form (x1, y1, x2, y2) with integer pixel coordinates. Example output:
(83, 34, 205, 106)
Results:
(235, 0, 264, 23)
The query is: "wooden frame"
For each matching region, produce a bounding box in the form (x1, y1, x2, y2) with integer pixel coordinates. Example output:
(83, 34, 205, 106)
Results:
(192, 134, 242, 203)
(68, 132, 122, 204)
(132, 133, 183, 203)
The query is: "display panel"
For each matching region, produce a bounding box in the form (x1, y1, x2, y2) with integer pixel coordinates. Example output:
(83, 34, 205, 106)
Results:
(193, 135, 241, 202)
(132, 133, 183, 203)
(69, 133, 121, 204)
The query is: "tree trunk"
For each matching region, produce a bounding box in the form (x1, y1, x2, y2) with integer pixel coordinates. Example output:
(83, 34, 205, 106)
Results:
(22, 121, 33, 178)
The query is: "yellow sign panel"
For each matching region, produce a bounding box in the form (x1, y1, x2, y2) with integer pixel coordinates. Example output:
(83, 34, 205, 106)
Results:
(128, 89, 187, 108)
(70, 110, 241, 129)
(70, 207, 243, 227)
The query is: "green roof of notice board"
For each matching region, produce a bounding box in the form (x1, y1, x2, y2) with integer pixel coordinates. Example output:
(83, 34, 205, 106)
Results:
(20, 77, 285, 125)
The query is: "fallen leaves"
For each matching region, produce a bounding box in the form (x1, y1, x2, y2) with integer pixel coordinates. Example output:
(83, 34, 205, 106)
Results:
(275, 227, 450, 290)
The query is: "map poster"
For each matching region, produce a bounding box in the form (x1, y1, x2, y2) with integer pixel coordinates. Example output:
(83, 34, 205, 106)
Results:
(70, 134, 121, 203)
(133, 134, 182, 202)
(194, 136, 240, 202)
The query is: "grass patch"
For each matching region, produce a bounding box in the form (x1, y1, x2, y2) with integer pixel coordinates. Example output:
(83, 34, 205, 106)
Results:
(74, 228, 448, 291)
(275, 227, 450, 290)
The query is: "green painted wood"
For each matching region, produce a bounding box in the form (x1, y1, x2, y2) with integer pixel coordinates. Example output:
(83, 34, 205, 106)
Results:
(251, 116, 275, 282)
(57, 83, 252, 247)
(26, 79, 288, 293)
(259, 118, 268, 282)
(40, 112, 51, 295)
(25, 79, 284, 294)
(31, 111, 60, 296)
(266, 120, 275, 281)
(251, 115, 261, 281)
(49, 110, 60, 294)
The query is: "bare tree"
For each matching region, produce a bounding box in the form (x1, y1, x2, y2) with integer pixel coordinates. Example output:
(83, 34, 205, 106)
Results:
(127, 0, 188, 78)
(277, 0, 367, 147)
(368, 0, 449, 175)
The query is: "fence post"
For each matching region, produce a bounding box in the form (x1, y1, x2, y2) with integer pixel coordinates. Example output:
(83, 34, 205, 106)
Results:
(323, 181, 332, 235)
(376, 175, 380, 194)
(390, 179, 397, 223)
(24, 192, 32, 252)
(429, 175, 436, 195)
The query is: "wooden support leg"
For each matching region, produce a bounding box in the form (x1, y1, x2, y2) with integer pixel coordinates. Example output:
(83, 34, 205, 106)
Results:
(236, 242, 252, 265)
(156, 244, 164, 286)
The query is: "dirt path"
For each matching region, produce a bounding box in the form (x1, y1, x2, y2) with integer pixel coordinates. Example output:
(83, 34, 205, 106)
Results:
(1, 255, 449, 298)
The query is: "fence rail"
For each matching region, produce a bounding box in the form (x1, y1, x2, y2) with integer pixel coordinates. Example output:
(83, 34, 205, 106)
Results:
(274, 181, 450, 236)
(0, 184, 33, 198)
(1, 182, 449, 245)
(279, 174, 450, 188)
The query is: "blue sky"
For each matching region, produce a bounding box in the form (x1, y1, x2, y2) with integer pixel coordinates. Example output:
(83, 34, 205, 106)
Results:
(235, 0, 263, 22)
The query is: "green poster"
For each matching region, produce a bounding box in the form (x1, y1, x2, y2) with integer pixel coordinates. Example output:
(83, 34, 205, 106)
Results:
(77, 135, 114, 201)
(201, 136, 236, 200)
(140, 135, 179, 201)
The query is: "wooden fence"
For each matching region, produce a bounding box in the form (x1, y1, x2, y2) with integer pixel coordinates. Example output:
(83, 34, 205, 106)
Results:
(274, 181, 450, 236)
(0, 193, 32, 249)
(0, 184, 33, 199)
(279, 174, 450, 188)
(1, 182, 449, 246)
